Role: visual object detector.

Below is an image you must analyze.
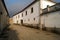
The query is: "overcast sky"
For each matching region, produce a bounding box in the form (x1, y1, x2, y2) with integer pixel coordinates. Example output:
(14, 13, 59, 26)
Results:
(4, 0, 60, 17)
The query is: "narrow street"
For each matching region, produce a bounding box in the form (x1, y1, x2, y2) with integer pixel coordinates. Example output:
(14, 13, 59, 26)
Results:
(8, 24, 60, 40)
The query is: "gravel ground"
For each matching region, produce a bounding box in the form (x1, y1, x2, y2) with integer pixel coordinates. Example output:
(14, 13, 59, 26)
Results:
(8, 24, 60, 40)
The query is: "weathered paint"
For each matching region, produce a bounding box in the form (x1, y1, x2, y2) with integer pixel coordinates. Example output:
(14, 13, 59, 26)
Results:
(0, 0, 9, 33)
(41, 11, 60, 28)
(13, 1, 40, 26)
(13, 0, 55, 28)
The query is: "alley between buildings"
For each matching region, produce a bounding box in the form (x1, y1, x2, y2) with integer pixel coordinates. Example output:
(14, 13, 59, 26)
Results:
(7, 24, 60, 40)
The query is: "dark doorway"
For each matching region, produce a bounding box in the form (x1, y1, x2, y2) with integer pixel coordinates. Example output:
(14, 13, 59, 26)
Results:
(0, 13, 1, 27)
(17, 21, 18, 24)
(21, 20, 23, 24)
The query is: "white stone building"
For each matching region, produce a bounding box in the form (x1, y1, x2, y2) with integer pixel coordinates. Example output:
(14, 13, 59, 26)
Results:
(13, 0, 55, 28)
(41, 3, 60, 33)
(13, 0, 40, 28)
(0, 0, 9, 34)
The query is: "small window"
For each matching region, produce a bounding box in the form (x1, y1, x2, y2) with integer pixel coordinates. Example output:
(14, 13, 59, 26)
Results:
(47, 5, 49, 8)
(34, 18, 35, 21)
(22, 13, 23, 17)
(31, 7, 33, 13)
(28, 19, 30, 21)
(26, 11, 27, 15)
(17, 21, 18, 24)
(16, 16, 17, 19)
(18, 15, 20, 18)
(0, 12, 2, 15)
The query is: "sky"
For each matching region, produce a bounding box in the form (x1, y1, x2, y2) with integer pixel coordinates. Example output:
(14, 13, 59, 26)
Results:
(4, 0, 60, 17)
(53, 0, 60, 3)
(4, 0, 34, 17)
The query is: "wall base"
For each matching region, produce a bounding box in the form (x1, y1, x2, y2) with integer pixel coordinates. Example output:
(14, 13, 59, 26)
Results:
(23, 24, 40, 29)
(42, 27, 60, 35)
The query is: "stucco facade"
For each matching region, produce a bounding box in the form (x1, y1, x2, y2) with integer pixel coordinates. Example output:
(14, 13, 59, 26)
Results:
(0, 0, 9, 33)
(13, 1, 40, 27)
(41, 3, 60, 33)
(13, 0, 55, 28)
(41, 11, 60, 28)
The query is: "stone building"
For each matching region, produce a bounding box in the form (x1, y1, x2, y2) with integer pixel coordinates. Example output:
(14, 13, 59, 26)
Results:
(0, 0, 9, 34)
(40, 3, 60, 33)
(12, 0, 55, 28)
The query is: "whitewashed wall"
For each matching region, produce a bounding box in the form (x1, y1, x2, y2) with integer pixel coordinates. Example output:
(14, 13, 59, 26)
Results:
(17, 13, 23, 24)
(40, 0, 55, 9)
(13, 1, 40, 25)
(19, 2, 40, 25)
(13, 0, 55, 25)
(13, 15, 18, 24)
(41, 11, 60, 28)
(0, 0, 9, 32)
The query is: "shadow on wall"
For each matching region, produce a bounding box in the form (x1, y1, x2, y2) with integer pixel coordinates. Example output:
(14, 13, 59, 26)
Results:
(41, 24, 60, 35)
(51, 27, 60, 35)
(22, 24, 40, 29)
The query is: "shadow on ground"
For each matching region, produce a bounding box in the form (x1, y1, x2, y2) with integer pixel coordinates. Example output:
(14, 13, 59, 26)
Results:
(8, 28, 20, 40)
(0, 27, 20, 40)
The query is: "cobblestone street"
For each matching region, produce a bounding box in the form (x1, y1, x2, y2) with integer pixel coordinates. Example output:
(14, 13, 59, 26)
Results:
(8, 24, 60, 40)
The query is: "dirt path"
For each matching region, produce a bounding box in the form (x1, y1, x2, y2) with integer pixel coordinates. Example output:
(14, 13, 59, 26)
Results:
(8, 24, 60, 40)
